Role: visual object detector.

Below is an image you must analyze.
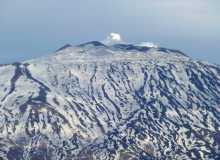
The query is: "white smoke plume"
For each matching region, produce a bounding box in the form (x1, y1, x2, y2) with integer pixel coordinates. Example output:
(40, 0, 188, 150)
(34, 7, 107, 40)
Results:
(137, 42, 158, 48)
(102, 32, 123, 45)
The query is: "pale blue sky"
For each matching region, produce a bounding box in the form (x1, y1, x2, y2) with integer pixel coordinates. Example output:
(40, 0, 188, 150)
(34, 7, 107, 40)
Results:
(0, 0, 220, 64)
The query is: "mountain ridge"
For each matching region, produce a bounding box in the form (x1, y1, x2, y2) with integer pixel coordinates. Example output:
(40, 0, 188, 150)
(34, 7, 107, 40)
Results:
(0, 41, 219, 160)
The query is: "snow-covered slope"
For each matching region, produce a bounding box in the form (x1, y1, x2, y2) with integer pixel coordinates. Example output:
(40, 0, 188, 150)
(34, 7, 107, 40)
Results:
(0, 41, 220, 160)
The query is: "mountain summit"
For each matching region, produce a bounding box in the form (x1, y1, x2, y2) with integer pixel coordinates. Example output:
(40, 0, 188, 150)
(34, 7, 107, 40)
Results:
(0, 40, 220, 160)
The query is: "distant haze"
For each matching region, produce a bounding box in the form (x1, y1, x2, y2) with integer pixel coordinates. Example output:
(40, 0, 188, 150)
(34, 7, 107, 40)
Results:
(0, 0, 220, 64)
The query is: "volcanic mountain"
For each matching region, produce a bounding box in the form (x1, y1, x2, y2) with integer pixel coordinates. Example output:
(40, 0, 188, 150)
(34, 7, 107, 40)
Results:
(0, 40, 220, 160)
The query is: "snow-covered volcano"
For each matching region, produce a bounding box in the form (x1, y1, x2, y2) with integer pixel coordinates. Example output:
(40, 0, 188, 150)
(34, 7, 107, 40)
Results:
(0, 38, 220, 160)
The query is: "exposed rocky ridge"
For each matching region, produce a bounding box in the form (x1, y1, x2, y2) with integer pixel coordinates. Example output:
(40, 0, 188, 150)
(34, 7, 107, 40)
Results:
(0, 42, 219, 160)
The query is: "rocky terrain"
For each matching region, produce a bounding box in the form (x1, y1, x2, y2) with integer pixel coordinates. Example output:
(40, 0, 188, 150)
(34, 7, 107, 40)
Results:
(0, 41, 219, 160)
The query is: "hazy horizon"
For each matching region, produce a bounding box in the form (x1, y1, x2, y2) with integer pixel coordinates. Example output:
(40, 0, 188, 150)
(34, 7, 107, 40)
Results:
(0, 0, 220, 64)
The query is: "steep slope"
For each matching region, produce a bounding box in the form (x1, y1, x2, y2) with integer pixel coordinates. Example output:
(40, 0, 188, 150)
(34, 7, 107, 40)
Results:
(0, 42, 219, 160)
